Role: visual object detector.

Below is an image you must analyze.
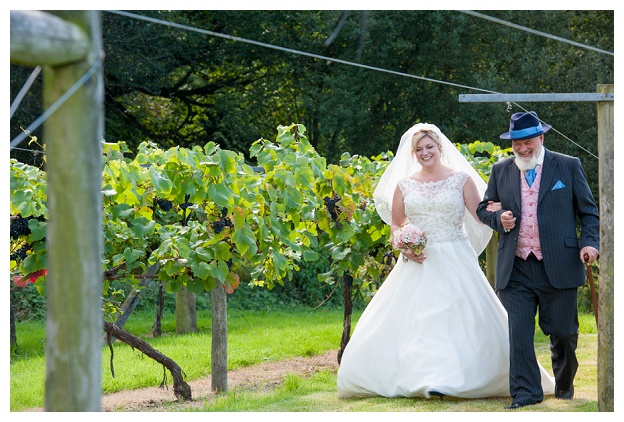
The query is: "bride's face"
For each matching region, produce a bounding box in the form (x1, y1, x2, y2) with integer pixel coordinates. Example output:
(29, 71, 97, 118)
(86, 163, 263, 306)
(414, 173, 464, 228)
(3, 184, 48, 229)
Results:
(415, 136, 440, 167)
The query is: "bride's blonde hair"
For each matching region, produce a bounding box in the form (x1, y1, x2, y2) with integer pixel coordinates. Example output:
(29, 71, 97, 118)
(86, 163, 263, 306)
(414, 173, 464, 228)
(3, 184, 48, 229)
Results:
(411, 130, 443, 155)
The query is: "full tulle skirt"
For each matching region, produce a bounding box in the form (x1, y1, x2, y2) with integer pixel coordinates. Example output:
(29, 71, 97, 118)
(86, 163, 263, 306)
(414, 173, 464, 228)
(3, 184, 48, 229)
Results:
(336, 238, 555, 399)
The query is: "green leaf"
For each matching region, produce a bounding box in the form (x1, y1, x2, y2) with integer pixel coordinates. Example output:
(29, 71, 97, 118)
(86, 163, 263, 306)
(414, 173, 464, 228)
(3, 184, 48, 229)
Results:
(165, 277, 183, 293)
(335, 223, 356, 244)
(249, 141, 263, 158)
(283, 187, 303, 210)
(331, 246, 351, 261)
(294, 166, 315, 190)
(349, 251, 365, 267)
(215, 241, 231, 261)
(130, 217, 156, 237)
(187, 277, 207, 294)
(112, 203, 134, 220)
(272, 250, 288, 271)
(302, 250, 319, 261)
(190, 261, 211, 279)
(123, 248, 143, 264)
(208, 183, 233, 207)
(27, 219, 46, 242)
(210, 259, 229, 282)
(218, 149, 238, 174)
(232, 226, 257, 256)
(194, 246, 213, 262)
(149, 167, 173, 196)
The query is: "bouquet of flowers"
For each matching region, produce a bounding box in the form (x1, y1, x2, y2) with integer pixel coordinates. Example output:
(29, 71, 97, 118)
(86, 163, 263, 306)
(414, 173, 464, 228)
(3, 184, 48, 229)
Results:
(390, 223, 427, 262)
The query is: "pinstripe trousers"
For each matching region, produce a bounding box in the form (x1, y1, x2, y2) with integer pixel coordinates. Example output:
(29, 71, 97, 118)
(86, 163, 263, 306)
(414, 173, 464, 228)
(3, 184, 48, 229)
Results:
(498, 253, 579, 404)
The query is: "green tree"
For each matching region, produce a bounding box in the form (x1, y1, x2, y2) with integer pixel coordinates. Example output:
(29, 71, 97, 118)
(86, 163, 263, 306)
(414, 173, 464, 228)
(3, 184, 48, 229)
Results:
(11, 10, 612, 197)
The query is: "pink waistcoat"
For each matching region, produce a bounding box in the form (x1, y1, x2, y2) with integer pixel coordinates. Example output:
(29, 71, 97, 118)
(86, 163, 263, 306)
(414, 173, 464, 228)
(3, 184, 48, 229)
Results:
(516, 166, 543, 260)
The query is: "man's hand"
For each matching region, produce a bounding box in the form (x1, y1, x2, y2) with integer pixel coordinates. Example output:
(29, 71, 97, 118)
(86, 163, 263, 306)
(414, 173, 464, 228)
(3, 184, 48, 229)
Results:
(581, 246, 599, 264)
(500, 210, 516, 233)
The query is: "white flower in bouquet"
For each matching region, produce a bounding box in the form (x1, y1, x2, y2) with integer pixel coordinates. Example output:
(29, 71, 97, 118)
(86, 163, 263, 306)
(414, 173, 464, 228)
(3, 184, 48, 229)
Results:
(390, 223, 427, 262)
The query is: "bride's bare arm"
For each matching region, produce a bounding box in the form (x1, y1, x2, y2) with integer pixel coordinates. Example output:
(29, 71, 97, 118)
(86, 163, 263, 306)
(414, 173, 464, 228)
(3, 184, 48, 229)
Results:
(391, 185, 408, 234)
(463, 177, 484, 224)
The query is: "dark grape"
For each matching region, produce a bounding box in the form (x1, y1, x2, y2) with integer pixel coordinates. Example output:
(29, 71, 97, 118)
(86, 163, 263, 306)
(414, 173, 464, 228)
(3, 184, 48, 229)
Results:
(10, 243, 30, 261)
(323, 195, 341, 221)
(179, 194, 192, 210)
(383, 252, 395, 265)
(157, 199, 173, 211)
(212, 220, 225, 234)
(10, 216, 31, 239)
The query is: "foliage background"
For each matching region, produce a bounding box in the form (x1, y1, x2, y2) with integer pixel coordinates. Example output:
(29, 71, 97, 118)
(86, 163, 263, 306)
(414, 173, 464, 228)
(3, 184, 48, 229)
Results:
(10, 10, 613, 199)
(9, 9, 611, 322)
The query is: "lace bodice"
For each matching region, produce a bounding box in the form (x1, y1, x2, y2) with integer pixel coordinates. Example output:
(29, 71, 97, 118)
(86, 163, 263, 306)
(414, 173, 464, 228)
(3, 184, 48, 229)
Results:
(397, 172, 470, 244)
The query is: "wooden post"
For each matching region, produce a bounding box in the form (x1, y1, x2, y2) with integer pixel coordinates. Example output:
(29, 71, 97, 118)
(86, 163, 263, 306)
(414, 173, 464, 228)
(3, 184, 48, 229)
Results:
(11, 10, 105, 411)
(176, 285, 197, 334)
(211, 285, 228, 392)
(596, 84, 614, 412)
(485, 234, 498, 288)
(43, 11, 104, 411)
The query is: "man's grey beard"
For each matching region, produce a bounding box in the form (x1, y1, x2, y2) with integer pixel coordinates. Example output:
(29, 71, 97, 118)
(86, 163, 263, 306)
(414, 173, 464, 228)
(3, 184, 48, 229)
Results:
(514, 151, 539, 172)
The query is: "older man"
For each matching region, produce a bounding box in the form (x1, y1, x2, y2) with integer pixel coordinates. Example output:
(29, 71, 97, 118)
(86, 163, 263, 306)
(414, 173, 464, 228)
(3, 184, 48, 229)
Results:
(476, 111, 600, 410)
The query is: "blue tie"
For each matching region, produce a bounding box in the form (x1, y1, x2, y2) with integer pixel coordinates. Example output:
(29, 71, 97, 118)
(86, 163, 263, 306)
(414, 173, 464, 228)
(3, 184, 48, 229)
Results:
(525, 168, 536, 187)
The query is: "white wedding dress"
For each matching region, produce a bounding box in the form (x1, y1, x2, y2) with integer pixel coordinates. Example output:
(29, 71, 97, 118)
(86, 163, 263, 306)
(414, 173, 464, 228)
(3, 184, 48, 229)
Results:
(337, 172, 555, 399)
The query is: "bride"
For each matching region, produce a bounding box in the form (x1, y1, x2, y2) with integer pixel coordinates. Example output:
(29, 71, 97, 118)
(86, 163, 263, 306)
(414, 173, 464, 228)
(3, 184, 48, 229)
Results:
(336, 123, 555, 399)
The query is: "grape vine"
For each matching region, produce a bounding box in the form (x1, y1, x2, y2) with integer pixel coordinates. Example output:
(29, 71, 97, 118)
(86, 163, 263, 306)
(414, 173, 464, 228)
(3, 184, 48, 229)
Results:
(10, 125, 509, 314)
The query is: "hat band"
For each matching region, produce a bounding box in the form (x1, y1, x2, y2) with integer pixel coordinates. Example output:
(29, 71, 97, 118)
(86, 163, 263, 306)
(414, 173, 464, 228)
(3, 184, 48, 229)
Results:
(509, 123, 543, 139)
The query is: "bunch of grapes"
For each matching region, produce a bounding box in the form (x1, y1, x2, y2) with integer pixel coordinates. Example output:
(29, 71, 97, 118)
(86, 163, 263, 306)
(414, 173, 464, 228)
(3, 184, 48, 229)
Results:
(382, 251, 395, 266)
(154, 198, 173, 211)
(10, 243, 30, 261)
(212, 207, 233, 234)
(10, 215, 43, 239)
(180, 194, 194, 226)
(344, 273, 353, 288)
(323, 195, 343, 228)
(180, 194, 192, 211)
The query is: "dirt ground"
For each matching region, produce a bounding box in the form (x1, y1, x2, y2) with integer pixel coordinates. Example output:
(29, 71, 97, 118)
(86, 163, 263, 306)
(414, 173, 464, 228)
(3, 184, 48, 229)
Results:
(100, 349, 339, 411)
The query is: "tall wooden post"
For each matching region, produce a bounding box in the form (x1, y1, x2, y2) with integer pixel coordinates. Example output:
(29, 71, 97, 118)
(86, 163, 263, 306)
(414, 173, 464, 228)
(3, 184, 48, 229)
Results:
(596, 84, 614, 412)
(43, 11, 104, 411)
(176, 285, 197, 334)
(11, 10, 105, 411)
(211, 285, 228, 392)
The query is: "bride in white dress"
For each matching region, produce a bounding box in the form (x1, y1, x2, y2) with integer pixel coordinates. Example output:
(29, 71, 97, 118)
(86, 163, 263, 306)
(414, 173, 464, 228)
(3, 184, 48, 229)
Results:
(337, 123, 555, 399)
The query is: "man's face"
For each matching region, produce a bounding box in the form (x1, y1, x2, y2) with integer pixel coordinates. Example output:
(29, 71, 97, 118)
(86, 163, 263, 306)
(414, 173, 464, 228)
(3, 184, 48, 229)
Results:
(512, 135, 543, 171)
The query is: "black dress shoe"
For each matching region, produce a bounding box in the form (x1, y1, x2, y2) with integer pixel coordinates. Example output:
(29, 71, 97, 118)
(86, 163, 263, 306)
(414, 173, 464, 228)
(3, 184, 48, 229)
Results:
(429, 390, 445, 401)
(505, 402, 530, 410)
(555, 386, 574, 399)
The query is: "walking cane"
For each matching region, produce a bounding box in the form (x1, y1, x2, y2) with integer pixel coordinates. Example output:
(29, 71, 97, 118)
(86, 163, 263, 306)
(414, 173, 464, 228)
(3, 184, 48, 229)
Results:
(584, 253, 598, 325)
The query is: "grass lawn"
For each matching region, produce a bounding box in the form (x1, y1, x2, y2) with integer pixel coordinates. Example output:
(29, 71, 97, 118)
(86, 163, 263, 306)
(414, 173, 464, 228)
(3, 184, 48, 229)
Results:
(10, 306, 600, 412)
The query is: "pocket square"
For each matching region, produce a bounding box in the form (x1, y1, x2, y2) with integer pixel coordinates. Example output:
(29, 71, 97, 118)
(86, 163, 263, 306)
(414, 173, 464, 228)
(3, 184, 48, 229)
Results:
(552, 180, 566, 190)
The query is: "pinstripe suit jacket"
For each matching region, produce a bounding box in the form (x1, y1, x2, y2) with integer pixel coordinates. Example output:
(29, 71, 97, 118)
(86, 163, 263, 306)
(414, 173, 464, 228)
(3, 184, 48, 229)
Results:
(476, 149, 600, 290)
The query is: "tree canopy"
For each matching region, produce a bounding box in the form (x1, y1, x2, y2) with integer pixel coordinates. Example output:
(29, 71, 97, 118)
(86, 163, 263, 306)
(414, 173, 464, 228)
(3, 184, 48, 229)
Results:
(10, 10, 613, 197)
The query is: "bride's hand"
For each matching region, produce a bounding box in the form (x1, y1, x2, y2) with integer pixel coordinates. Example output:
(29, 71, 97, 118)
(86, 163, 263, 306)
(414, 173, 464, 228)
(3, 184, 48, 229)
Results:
(405, 250, 426, 264)
(486, 201, 502, 212)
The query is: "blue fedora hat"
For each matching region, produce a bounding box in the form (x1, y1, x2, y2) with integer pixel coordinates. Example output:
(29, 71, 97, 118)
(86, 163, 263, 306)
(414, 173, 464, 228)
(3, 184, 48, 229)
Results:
(500, 111, 551, 140)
